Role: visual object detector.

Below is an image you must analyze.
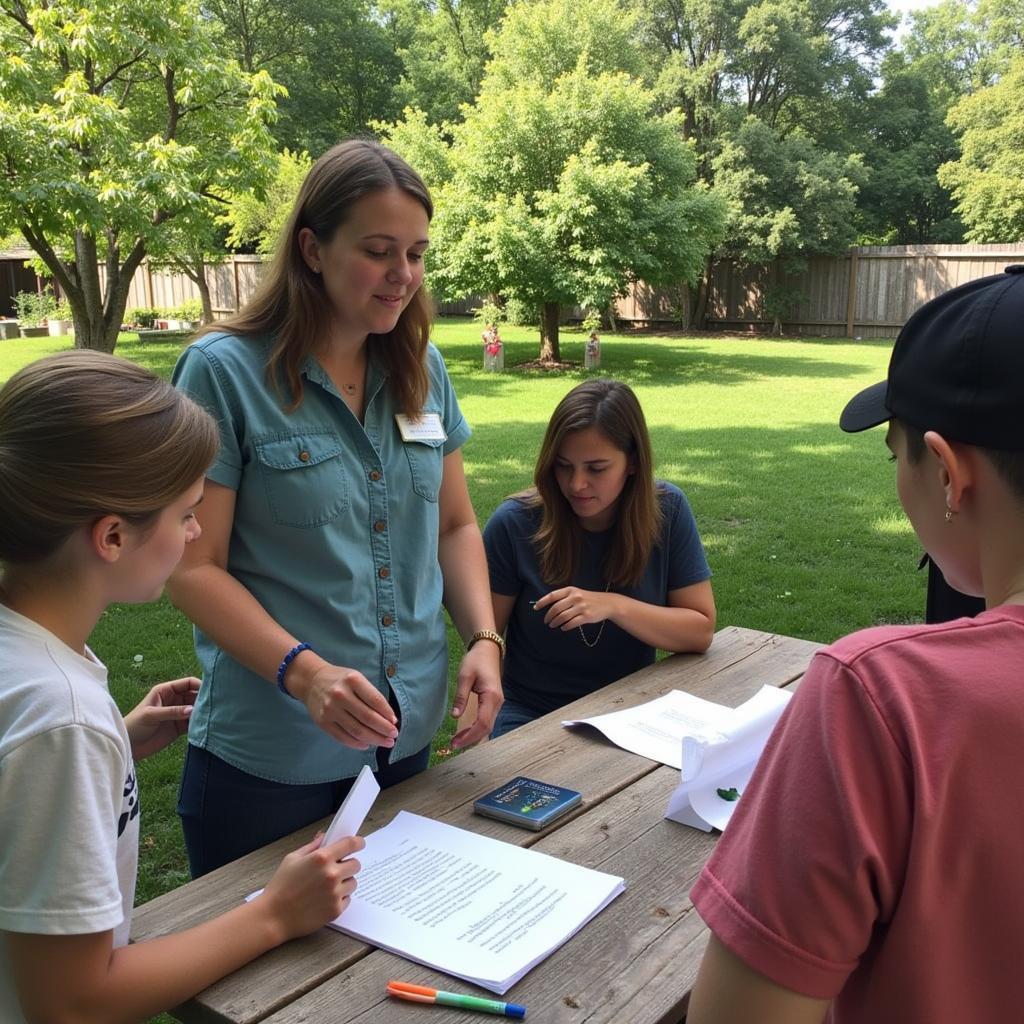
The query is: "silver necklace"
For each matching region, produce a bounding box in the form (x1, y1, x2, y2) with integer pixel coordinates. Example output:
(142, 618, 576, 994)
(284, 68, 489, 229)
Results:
(578, 582, 611, 648)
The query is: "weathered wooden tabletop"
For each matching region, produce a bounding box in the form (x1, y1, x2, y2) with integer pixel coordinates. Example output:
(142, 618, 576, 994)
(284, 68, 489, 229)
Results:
(132, 625, 821, 1024)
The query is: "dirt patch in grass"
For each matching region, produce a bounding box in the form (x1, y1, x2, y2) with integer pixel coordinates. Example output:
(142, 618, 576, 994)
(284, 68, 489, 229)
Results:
(512, 358, 580, 371)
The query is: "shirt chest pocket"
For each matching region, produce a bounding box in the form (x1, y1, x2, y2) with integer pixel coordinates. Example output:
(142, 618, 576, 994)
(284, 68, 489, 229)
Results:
(404, 436, 446, 502)
(254, 432, 349, 527)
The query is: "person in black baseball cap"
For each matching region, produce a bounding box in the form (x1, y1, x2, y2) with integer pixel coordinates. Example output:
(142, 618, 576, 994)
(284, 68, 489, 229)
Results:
(686, 266, 1024, 1024)
(842, 267, 1024, 620)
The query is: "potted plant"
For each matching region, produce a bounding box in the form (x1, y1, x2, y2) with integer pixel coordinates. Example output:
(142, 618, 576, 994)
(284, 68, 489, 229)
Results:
(0, 318, 18, 340)
(14, 291, 55, 338)
(47, 299, 74, 336)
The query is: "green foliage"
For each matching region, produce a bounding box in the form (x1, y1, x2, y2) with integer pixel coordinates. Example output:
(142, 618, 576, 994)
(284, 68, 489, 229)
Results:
(383, 0, 726, 357)
(0, 0, 282, 351)
(386, 0, 508, 127)
(224, 148, 312, 255)
(854, 57, 963, 245)
(939, 53, 1024, 242)
(472, 298, 505, 326)
(127, 307, 160, 328)
(713, 118, 864, 270)
(503, 296, 539, 327)
(12, 290, 57, 327)
(175, 298, 204, 322)
(205, 0, 404, 155)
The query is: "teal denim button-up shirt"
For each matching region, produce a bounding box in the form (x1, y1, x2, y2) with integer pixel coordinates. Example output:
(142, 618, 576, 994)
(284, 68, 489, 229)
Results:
(172, 333, 471, 784)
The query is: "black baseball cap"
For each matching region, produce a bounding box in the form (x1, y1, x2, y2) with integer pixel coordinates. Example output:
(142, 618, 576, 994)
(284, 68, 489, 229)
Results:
(840, 264, 1024, 450)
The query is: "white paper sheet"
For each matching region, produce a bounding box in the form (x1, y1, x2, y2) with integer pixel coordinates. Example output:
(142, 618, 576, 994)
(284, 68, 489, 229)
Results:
(329, 811, 625, 994)
(563, 689, 740, 768)
(323, 764, 379, 846)
(664, 685, 792, 832)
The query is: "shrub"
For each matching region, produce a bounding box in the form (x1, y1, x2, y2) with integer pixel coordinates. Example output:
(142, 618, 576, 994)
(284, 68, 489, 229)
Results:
(503, 297, 539, 327)
(175, 298, 203, 323)
(13, 290, 57, 327)
(126, 307, 159, 328)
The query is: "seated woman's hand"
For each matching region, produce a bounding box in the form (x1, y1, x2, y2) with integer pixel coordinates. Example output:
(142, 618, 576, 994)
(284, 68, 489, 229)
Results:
(288, 656, 399, 750)
(536, 587, 615, 631)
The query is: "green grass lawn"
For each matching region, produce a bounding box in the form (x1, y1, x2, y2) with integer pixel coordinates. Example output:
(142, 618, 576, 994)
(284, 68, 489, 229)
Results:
(2, 321, 917, 1022)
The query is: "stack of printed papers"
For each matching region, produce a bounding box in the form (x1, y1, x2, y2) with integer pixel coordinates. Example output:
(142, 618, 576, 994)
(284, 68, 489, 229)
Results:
(330, 811, 624, 993)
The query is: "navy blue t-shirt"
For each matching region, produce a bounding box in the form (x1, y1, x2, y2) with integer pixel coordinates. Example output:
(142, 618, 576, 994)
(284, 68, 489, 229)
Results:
(483, 482, 711, 715)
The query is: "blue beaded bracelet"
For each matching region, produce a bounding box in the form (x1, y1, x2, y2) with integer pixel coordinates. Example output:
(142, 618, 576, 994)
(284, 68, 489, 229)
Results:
(277, 642, 312, 699)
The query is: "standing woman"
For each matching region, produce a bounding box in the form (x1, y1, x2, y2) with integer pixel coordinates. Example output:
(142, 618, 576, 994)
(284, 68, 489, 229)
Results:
(169, 139, 503, 876)
(484, 379, 716, 737)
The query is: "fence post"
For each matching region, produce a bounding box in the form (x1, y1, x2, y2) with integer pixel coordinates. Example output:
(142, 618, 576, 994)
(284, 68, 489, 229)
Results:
(232, 257, 241, 314)
(845, 246, 859, 337)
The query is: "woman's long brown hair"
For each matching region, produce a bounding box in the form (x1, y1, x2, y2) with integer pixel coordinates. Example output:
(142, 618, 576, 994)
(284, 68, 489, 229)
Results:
(520, 379, 662, 588)
(198, 138, 433, 415)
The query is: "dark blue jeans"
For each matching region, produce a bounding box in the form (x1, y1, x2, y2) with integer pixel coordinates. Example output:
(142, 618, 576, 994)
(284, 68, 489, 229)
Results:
(178, 741, 430, 878)
(489, 698, 542, 738)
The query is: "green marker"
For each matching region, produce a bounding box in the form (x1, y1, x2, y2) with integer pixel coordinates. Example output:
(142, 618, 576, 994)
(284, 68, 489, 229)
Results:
(388, 980, 527, 1018)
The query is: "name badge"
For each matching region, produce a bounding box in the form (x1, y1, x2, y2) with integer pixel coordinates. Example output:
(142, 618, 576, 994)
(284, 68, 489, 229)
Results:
(395, 412, 447, 443)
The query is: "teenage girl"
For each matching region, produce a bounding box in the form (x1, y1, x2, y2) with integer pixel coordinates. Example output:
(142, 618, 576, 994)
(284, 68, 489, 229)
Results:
(0, 351, 362, 1024)
(483, 378, 716, 736)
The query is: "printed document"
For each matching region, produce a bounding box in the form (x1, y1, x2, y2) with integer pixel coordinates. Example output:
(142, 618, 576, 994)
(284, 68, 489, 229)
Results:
(563, 689, 742, 768)
(329, 810, 624, 993)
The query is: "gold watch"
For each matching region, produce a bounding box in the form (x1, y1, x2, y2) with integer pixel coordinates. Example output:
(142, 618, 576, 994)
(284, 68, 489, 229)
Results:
(467, 629, 506, 659)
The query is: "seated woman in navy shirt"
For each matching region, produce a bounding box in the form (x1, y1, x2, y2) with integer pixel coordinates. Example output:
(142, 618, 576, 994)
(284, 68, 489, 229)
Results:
(484, 379, 716, 737)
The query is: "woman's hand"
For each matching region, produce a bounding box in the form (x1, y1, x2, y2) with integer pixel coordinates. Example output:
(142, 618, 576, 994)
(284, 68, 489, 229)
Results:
(535, 587, 617, 631)
(450, 640, 504, 749)
(289, 656, 399, 750)
(260, 833, 365, 943)
(124, 677, 201, 760)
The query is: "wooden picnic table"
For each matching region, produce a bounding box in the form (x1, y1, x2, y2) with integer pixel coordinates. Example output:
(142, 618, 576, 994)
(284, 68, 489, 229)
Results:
(132, 625, 821, 1024)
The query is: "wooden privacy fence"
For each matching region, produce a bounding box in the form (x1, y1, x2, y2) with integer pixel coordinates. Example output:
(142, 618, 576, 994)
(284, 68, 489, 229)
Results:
(620, 243, 1024, 338)
(7, 244, 1023, 336)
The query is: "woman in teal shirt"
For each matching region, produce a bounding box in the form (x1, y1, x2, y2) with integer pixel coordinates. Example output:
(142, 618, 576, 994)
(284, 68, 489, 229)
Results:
(169, 140, 504, 876)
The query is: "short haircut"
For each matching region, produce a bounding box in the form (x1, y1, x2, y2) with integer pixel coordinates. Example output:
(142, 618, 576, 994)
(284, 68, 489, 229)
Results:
(896, 419, 1024, 500)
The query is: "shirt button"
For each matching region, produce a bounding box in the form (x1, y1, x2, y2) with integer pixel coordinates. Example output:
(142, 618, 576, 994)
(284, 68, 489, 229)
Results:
(374, 520, 386, 533)
(382, 614, 393, 627)
(379, 566, 390, 579)
(369, 470, 381, 481)
(386, 664, 397, 678)
(298, 450, 310, 462)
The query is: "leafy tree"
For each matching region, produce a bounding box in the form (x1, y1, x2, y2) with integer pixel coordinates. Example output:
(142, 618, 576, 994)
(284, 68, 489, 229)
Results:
(207, 0, 405, 155)
(854, 57, 962, 244)
(386, 0, 509, 127)
(713, 117, 864, 270)
(223, 148, 312, 255)
(939, 53, 1024, 242)
(0, 0, 280, 352)
(635, 0, 890, 322)
(384, 0, 726, 361)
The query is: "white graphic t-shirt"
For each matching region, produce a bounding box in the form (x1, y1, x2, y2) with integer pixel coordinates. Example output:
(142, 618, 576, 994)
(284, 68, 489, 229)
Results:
(0, 604, 139, 1024)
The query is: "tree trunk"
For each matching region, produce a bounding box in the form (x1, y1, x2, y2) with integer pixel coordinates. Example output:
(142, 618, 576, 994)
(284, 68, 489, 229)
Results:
(196, 271, 214, 324)
(605, 301, 618, 332)
(691, 256, 715, 329)
(73, 311, 118, 353)
(539, 302, 561, 362)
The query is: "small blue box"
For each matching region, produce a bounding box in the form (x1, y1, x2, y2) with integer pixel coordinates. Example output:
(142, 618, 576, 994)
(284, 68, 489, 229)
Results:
(473, 776, 583, 831)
